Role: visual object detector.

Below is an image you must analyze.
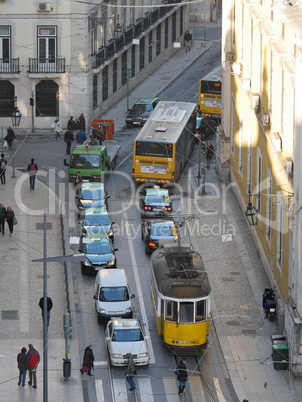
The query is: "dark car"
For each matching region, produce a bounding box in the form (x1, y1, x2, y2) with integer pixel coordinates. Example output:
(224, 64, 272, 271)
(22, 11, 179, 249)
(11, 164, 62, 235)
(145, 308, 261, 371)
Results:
(79, 232, 118, 274)
(80, 207, 115, 243)
(125, 97, 160, 127)
(76, 182, 110, 211)
(139, 187, 173, 219)
(195, 116, 218, 139)
(141, 219, 178, 254)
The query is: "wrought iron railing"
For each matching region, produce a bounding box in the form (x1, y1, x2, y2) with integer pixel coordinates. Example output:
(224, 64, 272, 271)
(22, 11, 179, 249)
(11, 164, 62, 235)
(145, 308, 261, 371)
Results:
(29, 58, 66, 73)
(0, 58, 20, 74)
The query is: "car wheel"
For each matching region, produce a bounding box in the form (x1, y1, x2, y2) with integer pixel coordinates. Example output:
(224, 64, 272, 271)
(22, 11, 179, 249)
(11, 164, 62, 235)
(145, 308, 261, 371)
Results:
(145, 246, 150, 255)
(141, 229, 144, 240)
(81, 265, 86, 275)
(97, 316, 103, 324)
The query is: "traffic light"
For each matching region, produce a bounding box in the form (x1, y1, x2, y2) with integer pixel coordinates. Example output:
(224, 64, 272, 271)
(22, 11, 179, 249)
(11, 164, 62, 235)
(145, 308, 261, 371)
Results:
(201, 143, 206, 154)
(29, 97, 34, 106)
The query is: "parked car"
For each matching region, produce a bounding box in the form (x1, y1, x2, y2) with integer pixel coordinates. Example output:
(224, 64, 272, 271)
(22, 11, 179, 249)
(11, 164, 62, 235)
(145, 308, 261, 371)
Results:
(79, 232, 118, 274)
(94, 269, 134, 324)
(141, 219, 178, 254)
(105, 318, 150, 366)
(80, 207, 115, 242)
(140, 186, 173, 219)
(76, 182, 110, 211)
(125, 97, 160, 127)
(195, 116, 217, 139)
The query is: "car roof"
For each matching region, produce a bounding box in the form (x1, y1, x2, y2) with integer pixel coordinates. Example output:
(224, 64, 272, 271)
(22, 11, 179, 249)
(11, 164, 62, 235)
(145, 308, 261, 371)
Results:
(145, 188, 169, 196)
(84, 207, 109, 216)
(82, 232, 110, 242)
(149, 220, 175, 227)
(134, 98, 158, 105)
(111, 318, 140, 328)
(81, 182, 104, 190)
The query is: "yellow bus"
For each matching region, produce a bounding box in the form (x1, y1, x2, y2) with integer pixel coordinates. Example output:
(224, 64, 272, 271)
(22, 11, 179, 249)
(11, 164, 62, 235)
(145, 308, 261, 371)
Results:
(197, 66, 222, 120)
(132, 101, 196, 184)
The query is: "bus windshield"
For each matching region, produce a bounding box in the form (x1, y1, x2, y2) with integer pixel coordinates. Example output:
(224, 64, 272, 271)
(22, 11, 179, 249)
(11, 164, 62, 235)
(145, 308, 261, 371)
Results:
(70, 154, 100, 169)
(136, 141, 173, 158)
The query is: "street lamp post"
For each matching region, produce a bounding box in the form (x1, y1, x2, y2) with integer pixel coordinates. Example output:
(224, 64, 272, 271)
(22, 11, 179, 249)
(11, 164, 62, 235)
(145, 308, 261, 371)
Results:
(11, 96, 22, 127)
(32, 209, 85, 402)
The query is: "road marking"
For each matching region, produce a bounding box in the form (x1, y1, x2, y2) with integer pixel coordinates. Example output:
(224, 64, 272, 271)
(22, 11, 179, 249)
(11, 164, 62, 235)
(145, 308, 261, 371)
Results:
(123, 208, 155, 364)
(163, 378, 178, 401)
(213, 377, 226, 402)
(112, 378, 128, 402)
(138, 378, 153, 401)
(96, 379, 105, 402)
(19, 213, 29, 332)
(94, 360, 108, 367)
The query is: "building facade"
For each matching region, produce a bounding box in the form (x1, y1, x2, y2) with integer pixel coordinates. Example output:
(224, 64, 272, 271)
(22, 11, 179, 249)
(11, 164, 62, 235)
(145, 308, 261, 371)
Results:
(219, 0, 302, 375)
(0, 0, 188, 130)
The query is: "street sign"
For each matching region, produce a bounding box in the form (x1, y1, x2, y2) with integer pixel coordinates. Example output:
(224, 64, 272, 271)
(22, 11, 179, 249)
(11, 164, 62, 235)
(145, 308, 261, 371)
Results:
(56, 91, 60, 100)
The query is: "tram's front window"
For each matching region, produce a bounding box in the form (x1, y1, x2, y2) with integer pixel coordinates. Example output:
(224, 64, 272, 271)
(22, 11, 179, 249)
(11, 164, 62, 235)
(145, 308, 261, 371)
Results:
(166, 300, 178, 322)
(179, 302, 194, 323)
(196, 300, 206, 321)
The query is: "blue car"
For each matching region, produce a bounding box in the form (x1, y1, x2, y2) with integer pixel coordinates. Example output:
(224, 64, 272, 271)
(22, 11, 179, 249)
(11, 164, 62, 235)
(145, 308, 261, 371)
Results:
(125, 97, 160, 127)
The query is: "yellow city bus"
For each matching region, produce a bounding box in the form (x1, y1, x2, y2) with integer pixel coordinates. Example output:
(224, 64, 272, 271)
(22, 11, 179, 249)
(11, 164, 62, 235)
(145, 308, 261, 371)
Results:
(197, 66, 222, 120)
(132, 101, 197, 184)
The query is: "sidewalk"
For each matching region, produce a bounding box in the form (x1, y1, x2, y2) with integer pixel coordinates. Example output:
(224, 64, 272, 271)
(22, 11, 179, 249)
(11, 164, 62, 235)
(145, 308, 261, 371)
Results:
(0, 166, 83, 402)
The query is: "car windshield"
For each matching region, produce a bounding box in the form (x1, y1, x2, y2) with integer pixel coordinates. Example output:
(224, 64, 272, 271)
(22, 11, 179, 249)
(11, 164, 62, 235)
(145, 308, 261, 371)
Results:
(130, 104, 151, 116)
(84, 214, 110, 226)
(100, 286, 129, 302)
(112, 328, 144, 342)
(85, 242, 112, 254)
(150, 224, 174, 236)
(146, 195, 170, 204)
(82, 188, 104, 200)
(70, 154, 100, 169)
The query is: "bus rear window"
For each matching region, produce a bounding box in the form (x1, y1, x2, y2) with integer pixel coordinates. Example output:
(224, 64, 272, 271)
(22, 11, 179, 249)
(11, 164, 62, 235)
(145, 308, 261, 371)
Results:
(136, 141, 173, 158)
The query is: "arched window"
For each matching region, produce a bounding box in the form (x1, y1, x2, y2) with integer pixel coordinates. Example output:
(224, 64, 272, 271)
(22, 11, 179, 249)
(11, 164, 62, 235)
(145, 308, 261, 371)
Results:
(0, 80, 14, 117)
(35, 80, 58, 117)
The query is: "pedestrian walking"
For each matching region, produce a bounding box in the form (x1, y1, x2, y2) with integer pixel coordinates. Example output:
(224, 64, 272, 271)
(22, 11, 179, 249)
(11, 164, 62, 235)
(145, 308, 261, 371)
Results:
(27, 158, 38, 190)
(39, 296, 53, 328)
(125, 353, 137, 391)
(0, 203, 7, 236)
(4, 126, 16, 150)
(67, 116, 75, 135)
(184, 30, 192, 52)
(175, 357, 188, 395)
(27, 344, 40, 389)
(74, 117, 81, 135)
(80, 345, 94, 375)
(76, 129, 87, 144)
(64, 129, 74, 155)
(206, 141, 215, 168)
(79, 113, 86, 131)
(74, 171, 83, 188)
(0, 153, 7, 184)
(17, 347, 28, 386)
(52, 117, 62, 140)
(6, 206, 15, 236)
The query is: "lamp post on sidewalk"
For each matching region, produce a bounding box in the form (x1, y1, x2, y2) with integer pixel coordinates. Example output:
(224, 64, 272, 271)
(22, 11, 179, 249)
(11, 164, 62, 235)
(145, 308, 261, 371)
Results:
(32, 209, 85, 402)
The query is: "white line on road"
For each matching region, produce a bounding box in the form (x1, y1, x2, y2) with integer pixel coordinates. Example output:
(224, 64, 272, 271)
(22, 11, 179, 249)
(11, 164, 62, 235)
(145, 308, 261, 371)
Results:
(213, 377, 226, 402)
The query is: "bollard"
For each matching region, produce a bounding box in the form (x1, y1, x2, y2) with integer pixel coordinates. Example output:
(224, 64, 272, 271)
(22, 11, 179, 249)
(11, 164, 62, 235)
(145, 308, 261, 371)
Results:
(63, 358, 71, 379)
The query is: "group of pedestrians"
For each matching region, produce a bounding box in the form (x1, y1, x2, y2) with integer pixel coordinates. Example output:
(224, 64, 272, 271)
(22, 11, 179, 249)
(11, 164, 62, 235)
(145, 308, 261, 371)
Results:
(17, 344, 40, 388)
(0, 204, 16, 236)
(52, 114, 87, 154)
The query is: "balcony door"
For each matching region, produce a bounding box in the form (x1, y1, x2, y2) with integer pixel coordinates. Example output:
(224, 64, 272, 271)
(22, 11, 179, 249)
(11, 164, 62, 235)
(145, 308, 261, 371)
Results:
(38, 26, 57, 72)
(0, 26, 10, 73)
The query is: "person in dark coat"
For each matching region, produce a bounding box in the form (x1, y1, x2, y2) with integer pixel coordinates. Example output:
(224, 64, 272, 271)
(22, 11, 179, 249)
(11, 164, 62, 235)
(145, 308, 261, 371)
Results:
(64, 130, 74, 155)
(5, 126, 16, 150)
(27, 344, 40, 388)
(27, 158, 38, 190)
(67, 116, 75, 134)
(74, 117, 81, 135)
(184, 30, 192, 51)
(81, 345, 94, 375)
(39, 296, 53, 328)
(0, 153, 7, 184)
(0, 203, 7, 236)
(79, 113, 86, 131)
(76, 130, 87, 144)
(6, 206, 15, 236)
(17, 347, 28, 386)
(206, 141, 215, 168)
(176, 358, 188, 395)
(125, 353, 136, 391)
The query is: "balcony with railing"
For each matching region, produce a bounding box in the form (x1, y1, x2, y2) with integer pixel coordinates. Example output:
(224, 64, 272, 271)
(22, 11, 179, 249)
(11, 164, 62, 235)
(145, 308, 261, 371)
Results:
(0, 58, 20, 74)
(29, 58, 66, 74)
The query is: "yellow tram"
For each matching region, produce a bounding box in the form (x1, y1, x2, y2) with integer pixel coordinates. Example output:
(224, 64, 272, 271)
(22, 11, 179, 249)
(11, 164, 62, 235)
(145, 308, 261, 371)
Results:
(150, 243, 211, 349)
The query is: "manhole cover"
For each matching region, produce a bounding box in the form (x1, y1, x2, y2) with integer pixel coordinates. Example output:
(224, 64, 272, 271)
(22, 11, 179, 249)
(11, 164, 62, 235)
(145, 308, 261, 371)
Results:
(221, 277, 235, 282)
(2, 310, 18, 320)
(242, 329, 257, 335)
(227, 321, 240, 326)
(36, 222, 52, 230)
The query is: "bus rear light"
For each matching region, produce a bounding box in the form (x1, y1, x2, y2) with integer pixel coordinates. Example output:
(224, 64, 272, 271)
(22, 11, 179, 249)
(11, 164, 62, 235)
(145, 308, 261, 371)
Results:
(132, 168, 135, 176)
(171, 171, 175, 179)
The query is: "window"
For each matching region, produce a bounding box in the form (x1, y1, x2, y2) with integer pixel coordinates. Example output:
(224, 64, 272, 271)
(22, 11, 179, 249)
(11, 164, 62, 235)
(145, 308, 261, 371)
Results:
(179, 302, 193, 323)
(257, 152, 262, 213)
(179, 8, 183, 36)
(276, 192, 283, 267)
(35, 80, 58, 117)
(113, 59, 117, 93)
(149, 32, 153, 63)
(0, 26, 10, 62)
(131, 46, 135, 78)
(122, 51, 127, 85)
(165, 19, 168, 49)
(266, 171, 272, 241)
(166, 300, 177, 322)
(156, 25, 161, 56)
(172, 13, 176, 42)
(93, 74, 97, 109)
(102, 66, 108, 101)
(195, 300, 206, 321)
(0, 81, 14, 117)
(38, 26, 57, 62)
(139, 36, 145, 71)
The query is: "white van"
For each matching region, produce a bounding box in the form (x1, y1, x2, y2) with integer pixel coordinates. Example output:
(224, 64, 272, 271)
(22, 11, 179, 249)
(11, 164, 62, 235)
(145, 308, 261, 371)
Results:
(93, 269, 135, 323)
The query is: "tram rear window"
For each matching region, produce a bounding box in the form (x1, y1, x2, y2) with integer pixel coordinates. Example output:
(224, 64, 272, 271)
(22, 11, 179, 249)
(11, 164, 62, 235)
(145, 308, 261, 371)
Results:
(179, 302, 194, 323)
(136, 141, 173, 158)
(196, 300, 206, 321)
